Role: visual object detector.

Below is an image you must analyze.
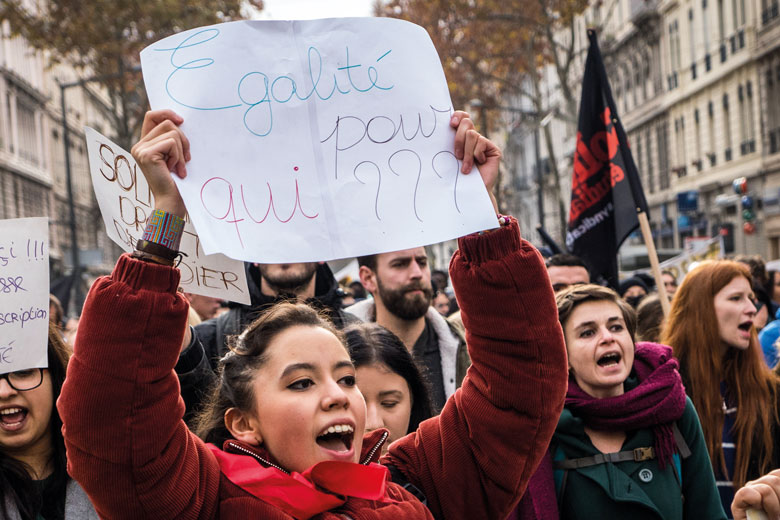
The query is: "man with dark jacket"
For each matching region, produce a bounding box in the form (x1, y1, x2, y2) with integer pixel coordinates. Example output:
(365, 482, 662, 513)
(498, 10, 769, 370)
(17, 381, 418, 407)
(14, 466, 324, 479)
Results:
(176, 261, 358, 422)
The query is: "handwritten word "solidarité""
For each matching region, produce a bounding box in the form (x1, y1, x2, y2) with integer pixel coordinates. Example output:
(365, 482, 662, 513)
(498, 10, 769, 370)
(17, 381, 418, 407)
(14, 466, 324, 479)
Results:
(154, 29, 393, 137)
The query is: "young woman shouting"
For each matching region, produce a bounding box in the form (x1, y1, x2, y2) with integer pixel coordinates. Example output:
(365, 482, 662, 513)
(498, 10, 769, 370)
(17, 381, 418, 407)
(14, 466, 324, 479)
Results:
(58, 109, 568, 519)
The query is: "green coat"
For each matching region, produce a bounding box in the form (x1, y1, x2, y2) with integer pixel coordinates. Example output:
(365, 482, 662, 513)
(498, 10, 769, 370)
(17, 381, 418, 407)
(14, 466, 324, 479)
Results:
(553, 393, 726, 519)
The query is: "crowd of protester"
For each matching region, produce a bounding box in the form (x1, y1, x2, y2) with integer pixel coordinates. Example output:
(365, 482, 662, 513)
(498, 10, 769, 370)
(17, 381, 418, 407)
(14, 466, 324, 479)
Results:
(5, 107, 780, 520)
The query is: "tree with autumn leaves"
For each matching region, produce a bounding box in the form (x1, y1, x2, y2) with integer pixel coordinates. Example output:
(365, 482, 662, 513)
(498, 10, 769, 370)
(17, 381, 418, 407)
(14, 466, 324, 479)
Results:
(376, 0, 617, 243)
(0, 0, 263, 148)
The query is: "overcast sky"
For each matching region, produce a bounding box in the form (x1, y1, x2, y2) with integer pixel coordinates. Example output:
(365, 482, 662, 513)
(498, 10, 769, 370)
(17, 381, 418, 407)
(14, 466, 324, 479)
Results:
(256, 0, 375, 19)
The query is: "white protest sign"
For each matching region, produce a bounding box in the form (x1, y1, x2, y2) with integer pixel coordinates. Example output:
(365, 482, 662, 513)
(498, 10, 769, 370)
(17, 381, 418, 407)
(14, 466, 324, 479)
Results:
(659, 235, 724, 283)
(84, 127, 251, 304)
(140, 18, 497, 263)
(0, 218, 49, 373)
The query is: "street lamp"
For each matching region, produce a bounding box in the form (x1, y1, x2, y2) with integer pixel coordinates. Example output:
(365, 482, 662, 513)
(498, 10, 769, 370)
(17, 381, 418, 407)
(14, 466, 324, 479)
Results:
(57, 66, 137, 316)
(58, 79, 83, 317)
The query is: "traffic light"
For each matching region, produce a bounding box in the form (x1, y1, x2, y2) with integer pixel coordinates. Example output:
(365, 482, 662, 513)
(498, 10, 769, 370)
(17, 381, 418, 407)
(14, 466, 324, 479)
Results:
(734, 177, 756, 235)
(717, 223, 735, 253)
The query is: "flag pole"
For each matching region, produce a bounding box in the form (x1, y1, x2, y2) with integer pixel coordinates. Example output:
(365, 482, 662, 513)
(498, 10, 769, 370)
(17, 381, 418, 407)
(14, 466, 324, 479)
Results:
(637, 209, 670, 317)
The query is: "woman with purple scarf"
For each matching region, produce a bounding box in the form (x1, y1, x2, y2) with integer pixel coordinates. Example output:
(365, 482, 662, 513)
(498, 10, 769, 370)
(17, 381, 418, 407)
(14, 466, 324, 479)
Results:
(547, 284, 725, 519)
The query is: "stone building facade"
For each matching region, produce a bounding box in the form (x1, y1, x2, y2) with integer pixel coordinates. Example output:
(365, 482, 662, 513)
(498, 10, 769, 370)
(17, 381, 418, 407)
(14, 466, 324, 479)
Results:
(0, 19, 121, 314)
(510, 0, 780, 260)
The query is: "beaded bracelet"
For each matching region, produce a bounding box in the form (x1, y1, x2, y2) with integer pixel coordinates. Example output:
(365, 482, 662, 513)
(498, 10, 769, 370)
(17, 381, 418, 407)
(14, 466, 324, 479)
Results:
(133, 209, 185, 266)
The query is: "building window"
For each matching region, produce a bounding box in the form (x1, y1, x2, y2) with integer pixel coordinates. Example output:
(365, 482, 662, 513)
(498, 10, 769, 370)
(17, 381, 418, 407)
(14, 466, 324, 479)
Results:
(763, 0, 780, 24)
(669, 21, 681, 89)
(769, 63, 780, 154)
(738, 84, 754, 155)
(625, 65, 633, 111)
(646, 128, 654, 194)
(718, 0, 728, 62)
(0, 175, 6, 219)
(733, 0, 746, 28)
(708, 100, 717, 165)
(674, 117, 687, 176)
(19, 177, 48, 217)
(658, 123, 670, 189)
(689, 9, 697, 80)
(636, 133, 643, 181)
(5, 92, 13, 154)
(16, 99, 38, 166)
(731, 0, 746, 51)
(724, 93, 733, 161)
(745, 81, 756, 153)
(694, 108, 703, 170)
(634, 58, 642, 106)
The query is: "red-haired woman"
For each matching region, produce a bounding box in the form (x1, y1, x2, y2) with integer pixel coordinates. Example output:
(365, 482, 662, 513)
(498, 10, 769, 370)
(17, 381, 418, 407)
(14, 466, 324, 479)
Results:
(661, 260, 780, 515)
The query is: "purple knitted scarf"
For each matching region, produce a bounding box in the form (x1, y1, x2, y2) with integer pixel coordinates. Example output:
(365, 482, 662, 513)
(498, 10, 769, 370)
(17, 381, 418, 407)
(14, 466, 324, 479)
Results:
(565, 342, 686, 469)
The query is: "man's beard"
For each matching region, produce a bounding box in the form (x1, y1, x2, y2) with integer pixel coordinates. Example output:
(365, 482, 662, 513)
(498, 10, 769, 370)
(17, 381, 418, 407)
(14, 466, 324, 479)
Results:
(258, 263, 318, 295)
(376, 277, 433, 320)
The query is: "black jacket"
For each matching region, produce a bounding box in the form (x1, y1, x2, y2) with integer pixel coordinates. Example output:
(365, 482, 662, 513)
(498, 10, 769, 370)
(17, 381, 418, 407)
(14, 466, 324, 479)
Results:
(176, 262, 359, 423)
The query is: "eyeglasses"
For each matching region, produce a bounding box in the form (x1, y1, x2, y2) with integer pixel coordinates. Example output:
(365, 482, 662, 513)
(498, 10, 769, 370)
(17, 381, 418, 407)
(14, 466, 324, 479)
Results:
(0, 368, 44, 391)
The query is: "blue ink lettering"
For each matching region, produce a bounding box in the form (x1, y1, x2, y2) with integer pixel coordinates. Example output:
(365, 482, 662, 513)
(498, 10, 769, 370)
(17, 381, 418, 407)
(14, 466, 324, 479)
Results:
(154, 30, 393, 137)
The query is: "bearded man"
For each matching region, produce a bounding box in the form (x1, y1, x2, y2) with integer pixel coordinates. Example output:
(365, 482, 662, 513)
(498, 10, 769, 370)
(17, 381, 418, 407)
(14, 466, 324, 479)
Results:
(348, 248, 469, 410)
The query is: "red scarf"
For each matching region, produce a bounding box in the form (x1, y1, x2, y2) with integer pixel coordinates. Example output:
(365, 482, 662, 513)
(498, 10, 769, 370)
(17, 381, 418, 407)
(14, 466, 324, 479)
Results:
(565, 342, 687, 468)
(207, 443, 395, 519)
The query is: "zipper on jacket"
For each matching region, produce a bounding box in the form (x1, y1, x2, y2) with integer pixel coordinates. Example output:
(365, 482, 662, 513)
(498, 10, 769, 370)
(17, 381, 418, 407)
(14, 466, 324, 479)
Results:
(361, 430, 389, 465)
(227, 442, 290, 474)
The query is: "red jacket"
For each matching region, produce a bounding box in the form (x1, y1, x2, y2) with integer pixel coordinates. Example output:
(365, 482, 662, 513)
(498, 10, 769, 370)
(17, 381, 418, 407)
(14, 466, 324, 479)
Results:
(59, 219, 567, 519)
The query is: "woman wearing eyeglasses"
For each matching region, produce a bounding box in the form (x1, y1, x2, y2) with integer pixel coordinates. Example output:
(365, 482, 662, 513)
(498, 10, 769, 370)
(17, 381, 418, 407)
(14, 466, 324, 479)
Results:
(0, 323, 97, 520)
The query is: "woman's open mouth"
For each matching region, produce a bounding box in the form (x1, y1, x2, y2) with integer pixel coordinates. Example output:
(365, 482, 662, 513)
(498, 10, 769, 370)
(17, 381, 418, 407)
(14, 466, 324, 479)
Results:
(597, 352, 622, 368)
(0, 406, 28, 432)
(596, 352, 623, 371)
(316, 424, 354, 455)
(738, 321, 753, 338)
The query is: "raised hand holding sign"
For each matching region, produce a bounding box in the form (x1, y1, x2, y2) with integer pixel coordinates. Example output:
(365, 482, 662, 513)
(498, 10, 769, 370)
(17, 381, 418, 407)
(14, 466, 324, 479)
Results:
(85, 128, 250, 304)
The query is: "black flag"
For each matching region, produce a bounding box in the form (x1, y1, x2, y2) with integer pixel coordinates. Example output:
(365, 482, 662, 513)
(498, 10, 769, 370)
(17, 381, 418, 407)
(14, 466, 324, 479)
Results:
(567, 29, 649, 289)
